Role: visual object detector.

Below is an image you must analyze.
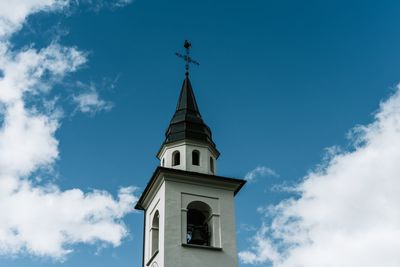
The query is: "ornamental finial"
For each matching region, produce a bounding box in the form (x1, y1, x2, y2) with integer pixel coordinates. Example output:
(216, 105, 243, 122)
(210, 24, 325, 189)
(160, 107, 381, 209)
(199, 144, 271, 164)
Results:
(175, 40, 200, 76)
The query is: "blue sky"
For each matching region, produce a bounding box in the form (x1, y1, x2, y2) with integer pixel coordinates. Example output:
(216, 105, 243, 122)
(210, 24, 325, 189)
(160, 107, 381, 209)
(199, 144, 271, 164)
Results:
(1, 1, 400, 267)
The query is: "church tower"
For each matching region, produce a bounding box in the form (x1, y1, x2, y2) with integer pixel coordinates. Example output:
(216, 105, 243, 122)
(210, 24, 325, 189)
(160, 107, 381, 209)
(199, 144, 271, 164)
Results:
(135, 41, 245, 267)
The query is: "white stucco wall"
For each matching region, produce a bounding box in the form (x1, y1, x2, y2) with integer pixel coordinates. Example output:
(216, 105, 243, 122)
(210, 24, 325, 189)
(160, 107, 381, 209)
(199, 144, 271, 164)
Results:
(163, 178, 238, 267)
(142, 169, 241, 267)
(144, 182, 166, 267)
(159, 141, 218, 175)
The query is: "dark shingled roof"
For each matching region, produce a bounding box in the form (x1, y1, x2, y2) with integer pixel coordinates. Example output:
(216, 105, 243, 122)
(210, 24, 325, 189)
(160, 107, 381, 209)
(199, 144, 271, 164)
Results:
(160, 76, 219, 155)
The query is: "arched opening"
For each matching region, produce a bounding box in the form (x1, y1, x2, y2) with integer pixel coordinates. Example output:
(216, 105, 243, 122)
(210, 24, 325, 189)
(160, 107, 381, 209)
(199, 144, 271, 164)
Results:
(151, 211, 159, 255)
(210, 157, 214, 174)
(192, 150, 200, 166)
(172, 151, 180, 166)
(186, 201, 211, 246)
(162, 158, 165, 167)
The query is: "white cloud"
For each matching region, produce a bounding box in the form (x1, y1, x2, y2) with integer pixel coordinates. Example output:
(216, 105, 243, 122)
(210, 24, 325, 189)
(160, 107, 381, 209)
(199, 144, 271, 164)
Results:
(0, 184, 137, 259)
(0, 0, 136, 261)
(239, 224, 280, 265)
(245, 166, 278, 182)
(0, 0, 134, 39)
(239, 88, 400, 267)
(0, 0, 68, 38)
(72, 0, 134, 11)
(73, 90, 113, 114)
(114, 0, 134, 7)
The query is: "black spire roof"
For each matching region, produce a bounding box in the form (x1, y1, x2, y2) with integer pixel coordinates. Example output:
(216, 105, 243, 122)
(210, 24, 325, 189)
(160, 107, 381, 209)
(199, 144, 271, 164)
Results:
(159, 76, 219, 156)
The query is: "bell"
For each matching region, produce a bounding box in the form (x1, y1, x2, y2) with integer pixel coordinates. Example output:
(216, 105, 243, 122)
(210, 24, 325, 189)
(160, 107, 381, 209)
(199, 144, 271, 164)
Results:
(190, 226, 206, 245)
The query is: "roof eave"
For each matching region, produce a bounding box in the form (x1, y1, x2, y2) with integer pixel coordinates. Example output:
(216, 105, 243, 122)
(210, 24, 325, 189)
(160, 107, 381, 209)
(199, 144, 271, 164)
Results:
(134, 167, 246, 211)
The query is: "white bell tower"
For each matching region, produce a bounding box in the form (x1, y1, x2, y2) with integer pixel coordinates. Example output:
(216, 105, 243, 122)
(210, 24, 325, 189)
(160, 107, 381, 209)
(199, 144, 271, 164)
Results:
(135, 42, 245, 267)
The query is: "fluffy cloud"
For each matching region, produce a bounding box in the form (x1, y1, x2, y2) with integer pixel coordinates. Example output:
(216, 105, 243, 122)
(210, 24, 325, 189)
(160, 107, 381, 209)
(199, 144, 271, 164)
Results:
(73, 90, 113, 114)
(0, 0, 133, 38)
(0, 184, 137, 258)
(0, 0, 136, 261)
(239, 88, 400, 266)
(245, 166, 278, 182)
(0, 0, 68, 38)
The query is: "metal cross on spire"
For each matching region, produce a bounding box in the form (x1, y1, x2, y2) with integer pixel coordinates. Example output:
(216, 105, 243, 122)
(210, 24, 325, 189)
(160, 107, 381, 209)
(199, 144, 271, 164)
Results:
(175, 40, 200, 76)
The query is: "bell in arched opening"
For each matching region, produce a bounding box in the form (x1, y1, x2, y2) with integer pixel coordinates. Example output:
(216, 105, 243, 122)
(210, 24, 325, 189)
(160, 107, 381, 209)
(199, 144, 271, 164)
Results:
(186, 201, 211, 246)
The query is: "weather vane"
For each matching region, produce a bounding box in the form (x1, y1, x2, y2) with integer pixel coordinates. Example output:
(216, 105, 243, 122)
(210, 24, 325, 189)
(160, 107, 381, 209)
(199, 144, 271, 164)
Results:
(175, 40, 200, 76)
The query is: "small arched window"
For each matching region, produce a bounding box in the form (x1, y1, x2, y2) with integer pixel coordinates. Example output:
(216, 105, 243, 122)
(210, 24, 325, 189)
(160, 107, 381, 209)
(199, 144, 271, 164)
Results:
(172, 151, 180, 166)
(210, 157, 214, 174)
(192, 150, 200, 166)
(186, 201, 212, 246)
(162, 158, 165, 167)
(151, 211, 159, 255)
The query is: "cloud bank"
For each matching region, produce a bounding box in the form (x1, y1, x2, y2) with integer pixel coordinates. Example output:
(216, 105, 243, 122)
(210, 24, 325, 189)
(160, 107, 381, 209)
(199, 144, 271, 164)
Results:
(240, 88, 400, 267)
(0, 0, 136, 261)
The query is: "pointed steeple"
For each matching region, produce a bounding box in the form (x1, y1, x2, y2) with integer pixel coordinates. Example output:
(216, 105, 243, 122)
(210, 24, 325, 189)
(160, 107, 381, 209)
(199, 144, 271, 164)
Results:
(176, 77, 199, 112)
(159, 76, 219, 156)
